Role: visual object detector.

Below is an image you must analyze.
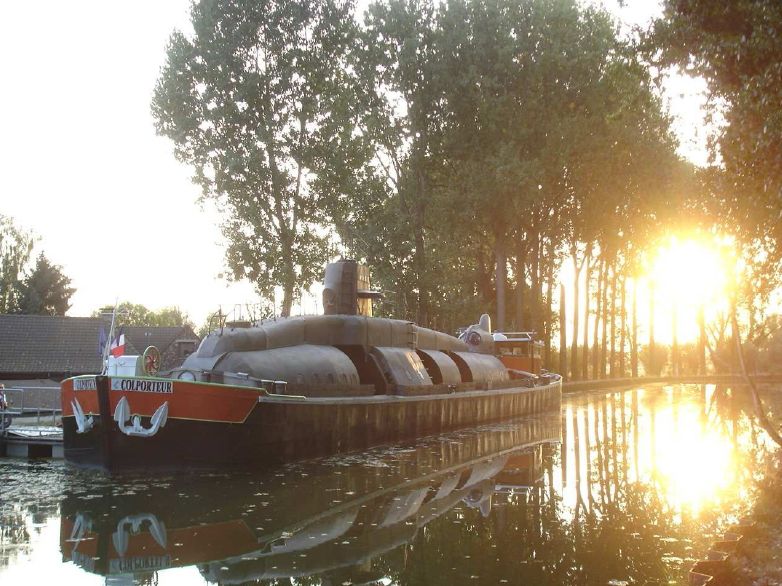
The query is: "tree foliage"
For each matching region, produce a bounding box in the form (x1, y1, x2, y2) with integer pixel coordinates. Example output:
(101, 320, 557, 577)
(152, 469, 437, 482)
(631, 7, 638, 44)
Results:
(651, 0, 782, 250)
(153, 0, 365, 316)
(0, 214, 35, 313)
(650, 0, 782, 340)
(16, 254, 75, 316)
(93, 302, 194, 329)
(150, 0, 696, 378)
(332, 0, 683, 341)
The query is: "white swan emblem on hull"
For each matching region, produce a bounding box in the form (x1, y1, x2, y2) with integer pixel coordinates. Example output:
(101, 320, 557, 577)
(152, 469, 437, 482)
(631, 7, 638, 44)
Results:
(113, 396, 169, 437)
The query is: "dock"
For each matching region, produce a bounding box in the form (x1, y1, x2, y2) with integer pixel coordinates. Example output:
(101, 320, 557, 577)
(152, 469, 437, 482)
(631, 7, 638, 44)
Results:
(0, 382, 63, 459)
(1, 425, 63, 458)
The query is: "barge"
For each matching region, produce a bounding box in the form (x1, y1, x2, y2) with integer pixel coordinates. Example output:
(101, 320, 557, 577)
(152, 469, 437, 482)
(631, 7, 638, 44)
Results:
(60, 261, 561, 470)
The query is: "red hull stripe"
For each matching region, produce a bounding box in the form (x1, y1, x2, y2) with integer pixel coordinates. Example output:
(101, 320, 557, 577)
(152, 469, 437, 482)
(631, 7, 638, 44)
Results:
(61, 377, 260, 424)
(61, 378, 100, 416)
(61, 519, 257, 569)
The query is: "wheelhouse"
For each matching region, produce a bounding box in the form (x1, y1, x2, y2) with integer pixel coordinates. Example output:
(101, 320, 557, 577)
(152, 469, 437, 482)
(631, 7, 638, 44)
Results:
(493, 332, 543, 375)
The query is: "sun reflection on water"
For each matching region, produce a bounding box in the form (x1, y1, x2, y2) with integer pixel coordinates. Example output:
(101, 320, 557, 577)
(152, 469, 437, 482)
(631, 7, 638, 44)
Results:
(646, 392, 735, 515)
(559, 385, 760, 521)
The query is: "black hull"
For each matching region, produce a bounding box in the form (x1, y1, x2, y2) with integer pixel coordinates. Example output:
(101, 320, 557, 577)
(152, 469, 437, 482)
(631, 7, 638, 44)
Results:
(63, 380, 561, 471)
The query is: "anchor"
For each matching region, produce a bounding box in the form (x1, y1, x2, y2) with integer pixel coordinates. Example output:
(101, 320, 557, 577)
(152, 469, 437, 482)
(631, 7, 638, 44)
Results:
(71, 398, 94, 434)
(112, 513, 167, 557)
(113, 396, 169, 437)
(68, 512, 93, 544)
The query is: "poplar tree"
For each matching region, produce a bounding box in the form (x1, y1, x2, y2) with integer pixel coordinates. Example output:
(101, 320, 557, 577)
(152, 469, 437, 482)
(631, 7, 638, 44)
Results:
(153, 0, 363, 316)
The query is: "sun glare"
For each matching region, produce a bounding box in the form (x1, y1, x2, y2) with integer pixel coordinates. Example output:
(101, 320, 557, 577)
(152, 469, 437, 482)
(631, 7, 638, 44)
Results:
(647, 237, 733, 343)
(649, 397, 736, 514)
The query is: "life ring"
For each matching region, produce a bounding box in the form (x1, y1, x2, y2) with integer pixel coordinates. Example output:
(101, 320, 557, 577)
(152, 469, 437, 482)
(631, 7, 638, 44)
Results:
(142, 346, 162, 376)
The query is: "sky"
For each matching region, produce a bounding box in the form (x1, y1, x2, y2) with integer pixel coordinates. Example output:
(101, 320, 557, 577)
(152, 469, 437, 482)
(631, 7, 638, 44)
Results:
(0, 0, 257, 324)
(0, 0, 708, 327)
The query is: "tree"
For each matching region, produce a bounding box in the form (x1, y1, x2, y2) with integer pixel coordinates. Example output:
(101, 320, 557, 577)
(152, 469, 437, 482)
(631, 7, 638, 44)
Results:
(93, 302, 194, 329)
(16, 254, 75, 316)
(649, 0, 782, 366)
(152, 0, 364, 316)
(650, 0, 782, 264)
(0, 214, 35, 313)
(341, 0, 449, 327)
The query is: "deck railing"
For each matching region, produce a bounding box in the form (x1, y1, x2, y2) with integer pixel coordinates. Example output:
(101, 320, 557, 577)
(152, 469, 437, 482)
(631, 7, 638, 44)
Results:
(1, 385, 61, 430)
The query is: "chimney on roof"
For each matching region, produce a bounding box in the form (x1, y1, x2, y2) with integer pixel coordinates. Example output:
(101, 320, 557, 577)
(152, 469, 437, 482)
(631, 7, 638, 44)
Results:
(99, 307, 114, 325)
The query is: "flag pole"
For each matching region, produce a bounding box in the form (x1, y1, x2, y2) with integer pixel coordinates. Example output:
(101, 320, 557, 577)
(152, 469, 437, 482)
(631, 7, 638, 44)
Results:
(102, 299, 119, 374)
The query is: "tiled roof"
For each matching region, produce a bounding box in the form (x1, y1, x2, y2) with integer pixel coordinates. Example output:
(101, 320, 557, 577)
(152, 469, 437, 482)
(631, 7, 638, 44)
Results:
(123, 326, 198, 356)
(0, 314, 104, 375)
(0, 315, 200, 376)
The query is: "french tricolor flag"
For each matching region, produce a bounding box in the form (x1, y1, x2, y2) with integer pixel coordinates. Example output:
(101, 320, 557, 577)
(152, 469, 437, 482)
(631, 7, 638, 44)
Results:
(110, 327, 126, 357)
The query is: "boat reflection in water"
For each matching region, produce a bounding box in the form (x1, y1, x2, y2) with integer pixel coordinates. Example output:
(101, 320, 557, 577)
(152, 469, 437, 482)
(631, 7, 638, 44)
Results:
(59, 414, 560, 583)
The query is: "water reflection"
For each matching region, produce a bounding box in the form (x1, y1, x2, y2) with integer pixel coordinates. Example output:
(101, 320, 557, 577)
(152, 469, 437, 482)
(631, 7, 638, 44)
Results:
(0, 384, 779, 585)
(56, 415, 559, 584)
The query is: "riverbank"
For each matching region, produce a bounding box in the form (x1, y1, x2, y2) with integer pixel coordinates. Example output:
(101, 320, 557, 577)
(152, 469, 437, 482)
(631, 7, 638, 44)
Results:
(731, 452, 782, 585)
(561, 373, 782, 394)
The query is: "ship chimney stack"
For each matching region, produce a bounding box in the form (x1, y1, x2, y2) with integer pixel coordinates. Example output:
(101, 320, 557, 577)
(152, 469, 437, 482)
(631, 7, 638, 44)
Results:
(322, 260, 382, 316)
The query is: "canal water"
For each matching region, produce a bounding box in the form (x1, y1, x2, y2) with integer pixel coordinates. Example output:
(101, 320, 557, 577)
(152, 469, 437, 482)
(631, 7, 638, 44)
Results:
(1, 384, 779, 585)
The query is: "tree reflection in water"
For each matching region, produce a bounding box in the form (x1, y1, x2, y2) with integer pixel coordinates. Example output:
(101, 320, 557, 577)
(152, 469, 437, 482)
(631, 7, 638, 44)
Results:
(379, 385, 778, 586)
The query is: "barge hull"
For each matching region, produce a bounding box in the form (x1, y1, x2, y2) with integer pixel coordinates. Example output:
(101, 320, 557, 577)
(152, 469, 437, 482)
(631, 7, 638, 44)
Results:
(62, 376, 561, 470)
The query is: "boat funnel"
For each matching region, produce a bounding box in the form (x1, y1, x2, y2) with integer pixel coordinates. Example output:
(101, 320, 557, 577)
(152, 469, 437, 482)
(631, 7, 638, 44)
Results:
(322, 260, 382, 316)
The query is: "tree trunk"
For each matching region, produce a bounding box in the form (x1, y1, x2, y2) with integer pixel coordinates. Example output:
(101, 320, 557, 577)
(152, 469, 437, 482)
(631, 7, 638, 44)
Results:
(672, 299, 679, 376)
(619, 275, 626, 377)
(609, 263, 617, 377)
(280, 282, 294, 317)
(600, 261, 609, 378)
(649, 280, 656, 376)
(545, 253, 554, 368)
(280, 238, 295, 317)
(582, 253, 591, 380)
(698, 304, 706, 375)
(537, 237, 545, 336)
(495, 239, 507, 331)
(530, 234, 540, 336)
(632, 279, 638, 377)
(515, 245, 527, 330)
(476, 247, 494, 309)
(413, 196, 428, 327)
(592, 258, 604, 380)
(570, 253, 582, 380)
(559, 283, 567, 378)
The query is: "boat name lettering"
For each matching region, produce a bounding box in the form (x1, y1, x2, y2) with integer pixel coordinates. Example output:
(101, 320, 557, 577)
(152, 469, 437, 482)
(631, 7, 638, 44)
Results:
(109, 555, 172, 573)
(111, 379, 173, 394)
(73, 378, 97, 391)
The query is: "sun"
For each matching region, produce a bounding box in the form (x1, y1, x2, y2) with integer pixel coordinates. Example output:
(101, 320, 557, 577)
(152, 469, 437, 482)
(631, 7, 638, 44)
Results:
(647, 236, 733, 344)
(652, 237, 728, 306)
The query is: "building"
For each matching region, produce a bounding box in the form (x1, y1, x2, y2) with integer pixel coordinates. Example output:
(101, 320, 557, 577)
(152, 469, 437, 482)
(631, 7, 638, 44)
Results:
(0, 314, 200, 382)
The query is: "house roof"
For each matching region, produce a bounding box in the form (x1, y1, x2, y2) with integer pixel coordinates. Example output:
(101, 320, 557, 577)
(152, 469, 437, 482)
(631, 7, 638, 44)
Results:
(0, 314, 103, 375)
(123, 326, 199, 356)
(0, 315, 200, 377)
